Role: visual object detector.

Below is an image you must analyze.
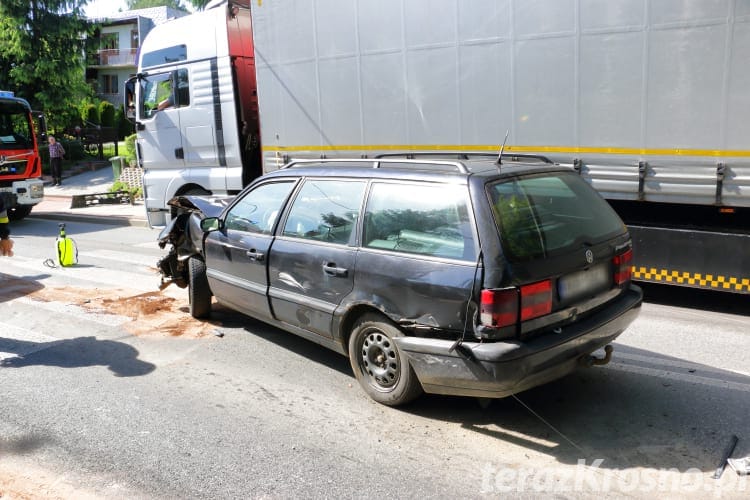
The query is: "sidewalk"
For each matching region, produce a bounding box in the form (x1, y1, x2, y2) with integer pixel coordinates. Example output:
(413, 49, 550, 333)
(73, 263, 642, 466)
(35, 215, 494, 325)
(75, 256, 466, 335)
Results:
(28, 162, 149, 227)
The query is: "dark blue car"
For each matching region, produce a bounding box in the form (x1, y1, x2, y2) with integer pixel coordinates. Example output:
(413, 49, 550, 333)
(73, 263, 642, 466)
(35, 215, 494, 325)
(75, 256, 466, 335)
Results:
(158, 155, 642, 406)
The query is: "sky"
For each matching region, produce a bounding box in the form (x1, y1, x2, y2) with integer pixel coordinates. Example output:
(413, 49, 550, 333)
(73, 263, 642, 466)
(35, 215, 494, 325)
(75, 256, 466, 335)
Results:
(84, 0, 129, 18)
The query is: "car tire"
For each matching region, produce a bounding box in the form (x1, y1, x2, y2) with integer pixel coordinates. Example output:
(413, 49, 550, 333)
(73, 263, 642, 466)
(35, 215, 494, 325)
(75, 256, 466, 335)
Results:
(348, 313, 423, 406)
(188, 256, 211, 319)
(7, 205, 32, 221)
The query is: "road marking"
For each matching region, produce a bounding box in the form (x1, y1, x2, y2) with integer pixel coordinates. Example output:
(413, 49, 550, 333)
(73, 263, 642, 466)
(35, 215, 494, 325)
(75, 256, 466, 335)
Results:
(8, 296, 131, 327)
(1, 254, 161, 292)
(608, 360, 750, 393)
(79, 249, 161, 267)
(615, 350, 750, 377)
(0, 323, 59, 361)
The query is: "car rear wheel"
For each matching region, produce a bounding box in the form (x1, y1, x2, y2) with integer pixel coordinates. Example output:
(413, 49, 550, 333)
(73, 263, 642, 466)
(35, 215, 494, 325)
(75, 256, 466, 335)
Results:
(348, 313, 423, 406)
(188, 256, 211, 319)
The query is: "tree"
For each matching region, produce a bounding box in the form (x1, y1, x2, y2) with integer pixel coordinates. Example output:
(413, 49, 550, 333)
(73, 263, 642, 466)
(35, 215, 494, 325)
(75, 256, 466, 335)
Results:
(126, 0, 187, 10)
(186, 0, 211, 10)
(127, 0, 211, 11)
(0, 1, 94, 132)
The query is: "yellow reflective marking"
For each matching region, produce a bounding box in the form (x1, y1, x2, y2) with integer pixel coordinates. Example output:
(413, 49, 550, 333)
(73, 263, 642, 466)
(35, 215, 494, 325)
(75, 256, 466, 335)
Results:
(632, 267, 750, 292)
(265, 144, 750, 158)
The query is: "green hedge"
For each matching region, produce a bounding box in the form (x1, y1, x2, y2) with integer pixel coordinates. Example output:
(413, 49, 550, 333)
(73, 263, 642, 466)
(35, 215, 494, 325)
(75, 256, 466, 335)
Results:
(100, 101, 115, 127)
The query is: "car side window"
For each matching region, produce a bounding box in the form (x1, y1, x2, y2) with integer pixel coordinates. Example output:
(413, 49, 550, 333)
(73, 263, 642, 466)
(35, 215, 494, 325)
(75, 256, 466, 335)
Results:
(282, 179, 366, 244)
(225, 181, 296, 234)
(363, 182, 476, 261)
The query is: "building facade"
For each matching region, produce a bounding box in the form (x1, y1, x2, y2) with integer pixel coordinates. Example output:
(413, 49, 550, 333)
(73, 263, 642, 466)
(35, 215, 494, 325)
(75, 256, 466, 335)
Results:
(86, 7, 189, 107)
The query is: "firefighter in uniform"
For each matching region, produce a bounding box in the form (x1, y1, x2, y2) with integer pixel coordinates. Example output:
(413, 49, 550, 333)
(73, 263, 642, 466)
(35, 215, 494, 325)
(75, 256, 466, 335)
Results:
(0, 197, 14, 257)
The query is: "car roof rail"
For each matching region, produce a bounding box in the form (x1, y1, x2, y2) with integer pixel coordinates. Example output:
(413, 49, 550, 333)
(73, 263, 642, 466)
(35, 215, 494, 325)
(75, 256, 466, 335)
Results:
(281, 157, 470, 174)
(374, 151, 554, 164)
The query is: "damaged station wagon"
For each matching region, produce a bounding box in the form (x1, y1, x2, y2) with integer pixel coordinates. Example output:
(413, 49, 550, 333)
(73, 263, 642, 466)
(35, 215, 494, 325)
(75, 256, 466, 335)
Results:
(158, 155, 643, 406)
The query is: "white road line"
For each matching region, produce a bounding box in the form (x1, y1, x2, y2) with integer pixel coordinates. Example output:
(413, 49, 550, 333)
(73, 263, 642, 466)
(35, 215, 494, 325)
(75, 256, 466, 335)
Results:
(0, 323, 59, 361)
(8, 296, 131, 327)
(607, 361, 750, 393)
(614, 350, 750, 377)
(1, 254, 162, 291)
(79, 249, 161, 267)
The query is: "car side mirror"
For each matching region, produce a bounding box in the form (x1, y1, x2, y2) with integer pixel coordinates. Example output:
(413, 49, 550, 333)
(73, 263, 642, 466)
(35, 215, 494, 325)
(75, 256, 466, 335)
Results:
(200, 217, 221, 232)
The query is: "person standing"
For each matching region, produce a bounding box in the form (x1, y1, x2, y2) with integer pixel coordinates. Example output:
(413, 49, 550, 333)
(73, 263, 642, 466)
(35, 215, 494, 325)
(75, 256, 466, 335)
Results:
(0, 196, 13, 257)
(48, 135, 65, 186)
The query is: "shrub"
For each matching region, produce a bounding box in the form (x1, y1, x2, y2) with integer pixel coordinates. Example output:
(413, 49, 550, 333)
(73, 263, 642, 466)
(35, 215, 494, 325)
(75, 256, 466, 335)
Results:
(110, 180, 143, 200)
(115, 106, 134, 140)
(124, 133, 137, 166)
(82, 103, 100, 125)
(99, 101, 115, 127)
(60, 139, 86, 161)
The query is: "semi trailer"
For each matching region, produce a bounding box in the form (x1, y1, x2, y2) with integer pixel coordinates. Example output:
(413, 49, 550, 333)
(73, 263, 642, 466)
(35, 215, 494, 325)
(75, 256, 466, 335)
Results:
(131, 0, 750, 293)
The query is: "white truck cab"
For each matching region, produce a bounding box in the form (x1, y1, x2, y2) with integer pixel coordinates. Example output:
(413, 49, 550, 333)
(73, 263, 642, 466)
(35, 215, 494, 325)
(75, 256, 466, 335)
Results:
(126, 0, 259, 227)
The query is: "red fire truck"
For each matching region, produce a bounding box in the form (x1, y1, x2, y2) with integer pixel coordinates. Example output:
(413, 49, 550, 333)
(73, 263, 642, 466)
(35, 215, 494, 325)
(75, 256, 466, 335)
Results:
(0, 90, 45, 220)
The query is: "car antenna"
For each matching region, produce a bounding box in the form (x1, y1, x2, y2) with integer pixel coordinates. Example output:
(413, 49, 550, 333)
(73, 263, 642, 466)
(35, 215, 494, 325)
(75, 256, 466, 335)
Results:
(496, 129, 510, 169)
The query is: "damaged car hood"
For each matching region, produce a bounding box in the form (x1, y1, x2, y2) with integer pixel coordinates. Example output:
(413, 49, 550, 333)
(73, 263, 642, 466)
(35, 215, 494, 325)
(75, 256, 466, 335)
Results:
(166, 195, 235, 218)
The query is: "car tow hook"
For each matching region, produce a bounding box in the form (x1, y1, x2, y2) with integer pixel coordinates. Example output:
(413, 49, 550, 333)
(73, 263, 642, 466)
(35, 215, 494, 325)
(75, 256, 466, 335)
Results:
(580, 345, 613, 368)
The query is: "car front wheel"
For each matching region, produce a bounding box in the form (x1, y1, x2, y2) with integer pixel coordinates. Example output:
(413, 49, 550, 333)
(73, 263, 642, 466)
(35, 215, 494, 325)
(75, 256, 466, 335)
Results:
(188, 256, 211, 319)
(348, 313, 423, 406)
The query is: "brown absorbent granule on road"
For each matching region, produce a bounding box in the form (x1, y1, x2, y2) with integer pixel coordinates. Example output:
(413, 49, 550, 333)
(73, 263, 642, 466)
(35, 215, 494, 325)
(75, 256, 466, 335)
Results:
(26, 286, 218, 338)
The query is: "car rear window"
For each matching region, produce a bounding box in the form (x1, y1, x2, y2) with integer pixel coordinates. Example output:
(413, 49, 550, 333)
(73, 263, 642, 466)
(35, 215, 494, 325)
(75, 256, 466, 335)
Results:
(488, 172, 626, 261)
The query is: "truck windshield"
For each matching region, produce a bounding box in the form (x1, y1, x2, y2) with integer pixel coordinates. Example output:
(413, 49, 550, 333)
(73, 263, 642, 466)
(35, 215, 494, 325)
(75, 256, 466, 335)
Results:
(0, 103, 33, 150)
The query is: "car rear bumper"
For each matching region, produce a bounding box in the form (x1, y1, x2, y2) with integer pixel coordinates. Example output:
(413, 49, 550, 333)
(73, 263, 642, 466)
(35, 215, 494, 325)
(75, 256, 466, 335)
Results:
(394, 285, 643, 398)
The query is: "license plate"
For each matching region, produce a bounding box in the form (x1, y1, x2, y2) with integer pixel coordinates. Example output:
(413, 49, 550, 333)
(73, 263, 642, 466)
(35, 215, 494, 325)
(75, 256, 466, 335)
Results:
(558, 263, 610, 302)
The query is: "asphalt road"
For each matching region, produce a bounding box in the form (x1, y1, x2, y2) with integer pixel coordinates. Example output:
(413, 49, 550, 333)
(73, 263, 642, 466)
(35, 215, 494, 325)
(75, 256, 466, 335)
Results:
(1, 218, 748, 499)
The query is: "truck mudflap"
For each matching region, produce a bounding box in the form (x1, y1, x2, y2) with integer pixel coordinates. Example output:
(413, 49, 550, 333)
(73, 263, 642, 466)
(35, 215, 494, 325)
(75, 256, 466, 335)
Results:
(629, 225, 750, 294)
(393, 285, 642, 399)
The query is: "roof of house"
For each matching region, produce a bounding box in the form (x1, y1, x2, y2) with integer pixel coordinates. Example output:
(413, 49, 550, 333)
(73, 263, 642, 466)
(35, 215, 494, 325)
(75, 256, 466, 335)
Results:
(91, 6, 189, 25)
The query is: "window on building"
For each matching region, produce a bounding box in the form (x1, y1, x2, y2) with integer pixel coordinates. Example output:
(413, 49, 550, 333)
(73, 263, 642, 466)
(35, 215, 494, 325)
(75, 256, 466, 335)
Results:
(102, 74, 119, 95)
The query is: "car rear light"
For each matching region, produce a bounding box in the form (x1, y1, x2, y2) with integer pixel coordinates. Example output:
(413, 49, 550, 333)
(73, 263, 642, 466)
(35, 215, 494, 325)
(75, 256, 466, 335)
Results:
(613, 249, 633, 285)
(480, 279, 553, 329)
(480, 288, 518, 328)
(520, 279, 552, 321)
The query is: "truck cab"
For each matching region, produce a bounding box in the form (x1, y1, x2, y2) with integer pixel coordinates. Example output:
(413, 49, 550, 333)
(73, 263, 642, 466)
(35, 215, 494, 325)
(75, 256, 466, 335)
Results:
(126, 0, 260, 227)
(0, 90, 45, 220)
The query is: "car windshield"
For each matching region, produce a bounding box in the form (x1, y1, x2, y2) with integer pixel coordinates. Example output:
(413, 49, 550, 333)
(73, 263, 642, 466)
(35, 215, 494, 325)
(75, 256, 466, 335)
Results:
(488, 172, 626, 261)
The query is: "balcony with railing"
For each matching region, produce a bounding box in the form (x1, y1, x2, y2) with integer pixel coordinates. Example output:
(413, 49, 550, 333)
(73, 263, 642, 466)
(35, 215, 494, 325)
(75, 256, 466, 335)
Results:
(89, 48, 137, 68)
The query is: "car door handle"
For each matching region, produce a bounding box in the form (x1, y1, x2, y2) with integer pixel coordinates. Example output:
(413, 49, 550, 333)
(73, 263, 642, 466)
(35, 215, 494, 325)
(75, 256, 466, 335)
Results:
(245, 250, 265, 262)
(323, 263, 348, 277)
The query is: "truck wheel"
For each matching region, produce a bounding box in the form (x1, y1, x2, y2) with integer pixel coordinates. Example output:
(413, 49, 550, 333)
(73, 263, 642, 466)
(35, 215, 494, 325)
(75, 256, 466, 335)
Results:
(7, 205, 32, 221)
(348, 313, 423, 406)
(188, 256, 212, 319)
